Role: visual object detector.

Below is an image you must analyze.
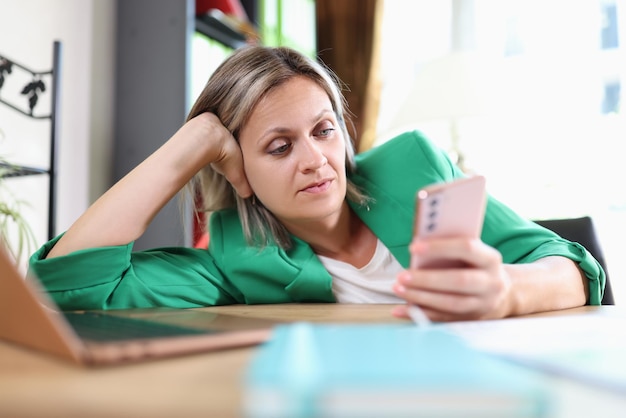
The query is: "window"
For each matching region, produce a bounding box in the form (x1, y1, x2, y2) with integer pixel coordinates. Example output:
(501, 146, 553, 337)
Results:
(189, 32, 234, 109)
(603, 80, 621, 114)
(602, 1, 620, 49)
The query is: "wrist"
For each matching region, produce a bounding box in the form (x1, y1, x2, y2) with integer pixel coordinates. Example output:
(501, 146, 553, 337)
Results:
(499, 265, 523, 318)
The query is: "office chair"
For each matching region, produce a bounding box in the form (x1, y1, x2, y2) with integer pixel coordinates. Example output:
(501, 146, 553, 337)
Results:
(534, 216, 615, 305)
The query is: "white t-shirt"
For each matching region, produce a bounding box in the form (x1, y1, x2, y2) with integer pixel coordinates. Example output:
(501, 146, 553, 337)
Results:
(317, 239, 405, 303)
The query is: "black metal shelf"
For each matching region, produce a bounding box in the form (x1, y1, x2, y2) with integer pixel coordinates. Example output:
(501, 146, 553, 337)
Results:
(0, 41, 61, 241)
(195, 9, 248, 49)
(0, 162, 49, 178)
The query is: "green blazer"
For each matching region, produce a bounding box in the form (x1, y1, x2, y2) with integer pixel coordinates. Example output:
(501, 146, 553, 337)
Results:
(29, 131, 605, 310)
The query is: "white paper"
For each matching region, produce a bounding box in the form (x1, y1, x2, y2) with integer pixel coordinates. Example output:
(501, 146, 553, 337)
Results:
(440, 314, 626, 394)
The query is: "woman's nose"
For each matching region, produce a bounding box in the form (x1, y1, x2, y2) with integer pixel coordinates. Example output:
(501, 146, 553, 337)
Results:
(298, 138, 328, 171)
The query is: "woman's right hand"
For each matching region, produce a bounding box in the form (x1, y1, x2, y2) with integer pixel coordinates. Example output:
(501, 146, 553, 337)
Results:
(191, 113, 252, 198)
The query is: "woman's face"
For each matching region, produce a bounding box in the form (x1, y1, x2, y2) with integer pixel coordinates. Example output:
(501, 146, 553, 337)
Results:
(238, 76, 348, 229)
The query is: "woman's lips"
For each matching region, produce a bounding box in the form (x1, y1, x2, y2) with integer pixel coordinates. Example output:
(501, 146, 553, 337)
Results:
(301, 180, 332, 193)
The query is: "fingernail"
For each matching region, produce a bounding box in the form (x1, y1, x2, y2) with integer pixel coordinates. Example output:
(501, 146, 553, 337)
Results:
(393, 283, 406, 295)
(411, 240, 428, 253)
(390, 305, 406, 317)
(398, 271, 411, 283)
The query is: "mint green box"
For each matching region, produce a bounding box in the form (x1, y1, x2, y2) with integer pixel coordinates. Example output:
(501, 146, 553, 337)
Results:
(243, 323, 551, 418)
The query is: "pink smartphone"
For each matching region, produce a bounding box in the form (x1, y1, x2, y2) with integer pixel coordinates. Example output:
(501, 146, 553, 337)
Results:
(410, 175, 487, 269)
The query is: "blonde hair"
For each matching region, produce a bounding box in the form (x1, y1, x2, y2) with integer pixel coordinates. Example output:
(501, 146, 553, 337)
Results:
(186, 46, 370, 249)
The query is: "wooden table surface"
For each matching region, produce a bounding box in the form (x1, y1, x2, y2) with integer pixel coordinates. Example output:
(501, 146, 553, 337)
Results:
(0, 304, 624, 418)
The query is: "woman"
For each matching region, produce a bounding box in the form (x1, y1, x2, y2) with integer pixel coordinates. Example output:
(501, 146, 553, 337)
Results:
(29, 46, 604, 322)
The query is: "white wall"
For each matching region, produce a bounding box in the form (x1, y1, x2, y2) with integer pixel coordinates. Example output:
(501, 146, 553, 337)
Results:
(0, 0, 115, 254)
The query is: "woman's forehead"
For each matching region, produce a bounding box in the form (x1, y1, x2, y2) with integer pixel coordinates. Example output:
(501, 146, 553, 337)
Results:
(250, 77, 333, 123)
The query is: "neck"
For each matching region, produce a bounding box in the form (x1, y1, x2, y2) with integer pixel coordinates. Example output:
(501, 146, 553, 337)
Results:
(288, 203, 376, 268)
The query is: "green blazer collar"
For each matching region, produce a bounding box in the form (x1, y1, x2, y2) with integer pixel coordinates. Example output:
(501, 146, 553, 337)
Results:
(280, 236, 336, 302)
(349, 173, 414, 267)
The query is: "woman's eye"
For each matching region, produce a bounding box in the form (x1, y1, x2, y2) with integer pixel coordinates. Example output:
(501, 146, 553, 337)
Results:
(268, 141, 291, 155)
(317, 128, 335, 137)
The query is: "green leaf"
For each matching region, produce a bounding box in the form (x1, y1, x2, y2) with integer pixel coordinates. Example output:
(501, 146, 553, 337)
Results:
(0, 158, 37, 265)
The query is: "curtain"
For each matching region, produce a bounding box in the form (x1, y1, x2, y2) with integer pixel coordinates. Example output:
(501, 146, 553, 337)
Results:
(315, 0, 384, 152)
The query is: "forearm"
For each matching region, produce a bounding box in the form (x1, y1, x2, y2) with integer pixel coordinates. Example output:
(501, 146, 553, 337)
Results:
(504, 256, 589, 317)
(47, 116, 222, 258)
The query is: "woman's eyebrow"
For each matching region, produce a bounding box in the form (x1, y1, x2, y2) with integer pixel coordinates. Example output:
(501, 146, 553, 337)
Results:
(312, 109, 335, 123)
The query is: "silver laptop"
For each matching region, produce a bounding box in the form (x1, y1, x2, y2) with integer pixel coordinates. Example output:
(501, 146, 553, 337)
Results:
(0, 243, 275, 366)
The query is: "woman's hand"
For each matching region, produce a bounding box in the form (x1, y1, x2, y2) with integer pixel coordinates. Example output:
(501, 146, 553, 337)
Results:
(191, 113, 252, 198)
(392, 237, 514, 322)
(392, 237, 589, 322)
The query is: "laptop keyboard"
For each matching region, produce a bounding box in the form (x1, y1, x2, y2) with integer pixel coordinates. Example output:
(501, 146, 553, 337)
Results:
(63, 312, 212, 342)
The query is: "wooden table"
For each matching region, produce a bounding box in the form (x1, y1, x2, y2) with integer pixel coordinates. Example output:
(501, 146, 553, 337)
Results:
(1, 304, 625, 418)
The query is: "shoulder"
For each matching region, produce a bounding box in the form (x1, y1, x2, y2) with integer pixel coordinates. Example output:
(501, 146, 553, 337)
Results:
(205, 209, 333, 303)
(207, 209, 246, 253)
(356, 131, 460, 179)
(207, 209, 290, 261)
(351, 131, 463, 193)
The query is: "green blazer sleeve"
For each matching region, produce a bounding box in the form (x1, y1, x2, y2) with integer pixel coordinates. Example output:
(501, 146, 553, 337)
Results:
(28, 234, 240, 310)
(28, 213, 336, 310)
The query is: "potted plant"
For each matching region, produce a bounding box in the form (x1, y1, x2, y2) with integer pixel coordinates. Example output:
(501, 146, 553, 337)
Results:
(0, 129, 37, 265)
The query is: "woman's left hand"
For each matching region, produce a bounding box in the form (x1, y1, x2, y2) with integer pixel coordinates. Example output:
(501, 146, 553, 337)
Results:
(392, 237, 513, 322)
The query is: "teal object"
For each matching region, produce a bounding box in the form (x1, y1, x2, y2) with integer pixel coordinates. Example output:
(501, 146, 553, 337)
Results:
(243, 323, 552, 418)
